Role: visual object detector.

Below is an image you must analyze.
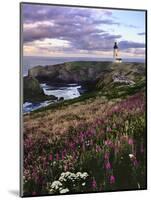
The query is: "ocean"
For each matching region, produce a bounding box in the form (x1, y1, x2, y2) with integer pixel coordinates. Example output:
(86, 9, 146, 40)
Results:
(22, 56, 145, 76)
(23, 83, 83, 113)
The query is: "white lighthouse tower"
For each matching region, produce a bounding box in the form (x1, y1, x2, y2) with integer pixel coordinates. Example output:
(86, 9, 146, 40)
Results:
(113, 42, 122, 63)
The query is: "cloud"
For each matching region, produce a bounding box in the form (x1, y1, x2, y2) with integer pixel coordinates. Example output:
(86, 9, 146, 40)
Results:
(118, 40, 145, 49)
(23, 4, 98, 24)
(138, 32, 145, 35)
(127, 24, 139, 28)
(22, 4, 123, 53)
(93, 19, 120, 25)
(22, 4, 145, 57)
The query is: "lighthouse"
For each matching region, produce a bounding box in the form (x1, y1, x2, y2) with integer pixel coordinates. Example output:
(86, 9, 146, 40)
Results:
(113, 42, 122, 63)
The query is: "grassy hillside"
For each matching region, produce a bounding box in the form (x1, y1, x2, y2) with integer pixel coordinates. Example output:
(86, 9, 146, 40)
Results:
(23, 91, 146, 196)
(23, 61, 146, 196)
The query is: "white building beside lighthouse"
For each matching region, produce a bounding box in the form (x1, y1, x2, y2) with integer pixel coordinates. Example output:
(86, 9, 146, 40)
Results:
(113, 42, 122, 63)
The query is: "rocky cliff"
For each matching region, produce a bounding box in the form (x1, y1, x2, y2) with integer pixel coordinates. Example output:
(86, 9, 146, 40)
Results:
(24, 76, 57, 103)
(28, 61, 145, 87)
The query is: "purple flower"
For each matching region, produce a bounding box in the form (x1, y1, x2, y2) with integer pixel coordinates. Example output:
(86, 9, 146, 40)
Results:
(106, 127, 112, 132)
(92, 177, 97, 189)
(105, 161, 111, 170)
(96, 145, 101, 153)
(32, 192, 36, 195)
(49, 154, 53, 161)
(133, 159, 138, 167)
(104, 152, 110, 160)
(56, 153, 59, 161)
(128, 138, 133, 145)
(61, 150, 66, 160)
(104, 140, 113, 148)
(110, 175, 115, 184)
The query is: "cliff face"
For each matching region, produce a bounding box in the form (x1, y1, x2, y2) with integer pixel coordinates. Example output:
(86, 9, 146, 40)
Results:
(28, 61, 145, 85)
(28, 61, 111, 83)
(23, 76, 57, 103)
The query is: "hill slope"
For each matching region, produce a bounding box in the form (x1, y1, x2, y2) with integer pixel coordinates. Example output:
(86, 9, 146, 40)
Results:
(28, 61, 145, 85)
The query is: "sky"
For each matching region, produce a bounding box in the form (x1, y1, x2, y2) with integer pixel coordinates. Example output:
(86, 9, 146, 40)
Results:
(22, 3, 146, 59)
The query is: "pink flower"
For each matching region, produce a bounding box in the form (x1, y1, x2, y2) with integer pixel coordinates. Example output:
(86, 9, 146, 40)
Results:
(56, 153, 59, 160)
(106, 127, 112, 132)
(64, 164, 68, 171)
(128, 138, 133, 145)
(110, 175, 115, 184)
(92, 177, 97, 189)
(61, 150, 66, 160)
(133, 159, 138, 167)
(49, 154, 53, 161)
(104, 140, 113, 148)
(105, 161, 111, 170)
(112, 123, 116, 128)
(32, 191, 36, 196)
(96, 145, 101, 153)
(104, 152, 110, 160)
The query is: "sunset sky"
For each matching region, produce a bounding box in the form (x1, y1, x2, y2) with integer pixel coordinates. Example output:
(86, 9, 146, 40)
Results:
(22, 3, 146, 59)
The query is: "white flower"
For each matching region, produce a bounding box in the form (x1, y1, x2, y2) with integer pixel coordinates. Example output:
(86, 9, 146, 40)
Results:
(59, 176, 67, 182)
(82, 172, 89, 179)
(82, 182, 86, 186)
(60, 188, 69, 194)
(77, 172, 89, 180)
(68, 173, 76, 180)
(51, 181, 62, 190)
(64, 171, 71, 178)
(129, 154, 135, 159)
(60, 172, 65, 177)
(76, 172, 82, 177)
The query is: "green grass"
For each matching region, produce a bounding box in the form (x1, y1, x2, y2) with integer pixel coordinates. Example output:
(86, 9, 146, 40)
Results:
(27, 79, 145, 115)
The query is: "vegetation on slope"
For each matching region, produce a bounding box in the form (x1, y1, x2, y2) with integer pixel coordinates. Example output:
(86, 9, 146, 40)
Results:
(23, 61, 146, 196)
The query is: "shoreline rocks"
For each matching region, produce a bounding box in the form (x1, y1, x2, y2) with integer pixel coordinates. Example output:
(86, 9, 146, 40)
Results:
(23, 76, 57, 103)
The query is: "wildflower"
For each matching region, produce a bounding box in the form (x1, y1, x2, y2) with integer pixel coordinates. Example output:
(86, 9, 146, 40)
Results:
(61, 152, 65, 160)
(112, 123, 116, 129)
(110, 175, 115, 184)
(96, 145, 101, 153)
(104, 152, 110, 160)
(49, 154, 53, 161)
(106, 127, 112, 132)
(32, 191, 36, 195)
(105, 161, 111, 170)
(133, 159, 138, 167)
(128, 138, 133, 145)
(92, 177, 97, 189)
(82, 182, 86, 186)
(60, 188, 69, 194)
(129, 154, 138, 167)
(51, 181, 62, 190)
(56, 153, 59, 161)
(129, 154, 135, 159)
(104, 140, 113, 148)
(64, 164, 68, 171)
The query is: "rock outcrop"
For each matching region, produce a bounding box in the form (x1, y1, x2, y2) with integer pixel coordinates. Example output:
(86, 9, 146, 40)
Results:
(28, 61, 145, 87)
(28, 61, 112, 83)
(23, 76, 57, 103)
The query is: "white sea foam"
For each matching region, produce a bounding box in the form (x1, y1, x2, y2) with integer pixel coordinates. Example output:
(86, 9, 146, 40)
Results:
(23, 83, 82, 113)
(42, 84, 81, 100)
